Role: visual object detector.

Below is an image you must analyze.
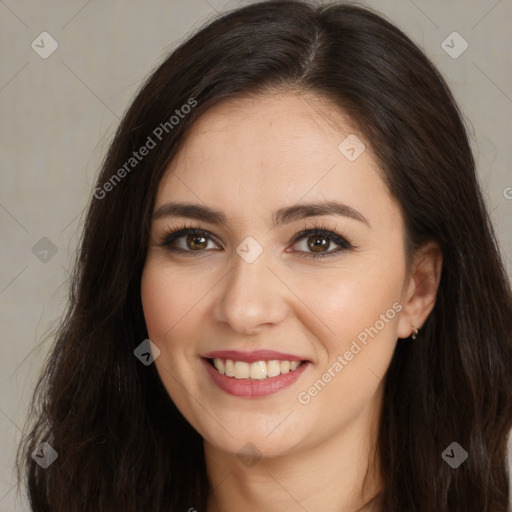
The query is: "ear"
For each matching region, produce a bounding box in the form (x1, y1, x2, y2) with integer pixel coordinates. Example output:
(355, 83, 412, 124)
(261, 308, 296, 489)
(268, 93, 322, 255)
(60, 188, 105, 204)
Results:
(397, 240, 443, 339)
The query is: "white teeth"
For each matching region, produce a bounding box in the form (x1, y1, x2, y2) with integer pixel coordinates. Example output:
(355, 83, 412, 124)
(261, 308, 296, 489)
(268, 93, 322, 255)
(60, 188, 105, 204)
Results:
(224, 359, 235, 377)
(234, 361, 250, 379)
(266, 360, 281, 377)
(213, 358, 225, 374)
(212, 358, 304, 379)
(280, 360, 290, 374)
(250, 361, 267, 380)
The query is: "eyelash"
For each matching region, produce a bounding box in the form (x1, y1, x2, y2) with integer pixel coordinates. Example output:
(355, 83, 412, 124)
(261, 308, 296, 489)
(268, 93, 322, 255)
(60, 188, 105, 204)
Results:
(157, 222, 356, 259)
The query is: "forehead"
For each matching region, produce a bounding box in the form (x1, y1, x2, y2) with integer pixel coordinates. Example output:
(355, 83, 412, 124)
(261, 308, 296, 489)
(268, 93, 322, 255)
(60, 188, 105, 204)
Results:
(155, 92, 398, 230)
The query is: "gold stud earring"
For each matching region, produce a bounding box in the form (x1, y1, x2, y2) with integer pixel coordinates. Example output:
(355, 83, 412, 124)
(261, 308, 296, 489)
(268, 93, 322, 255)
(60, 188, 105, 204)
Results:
(411, 325, 419, 340)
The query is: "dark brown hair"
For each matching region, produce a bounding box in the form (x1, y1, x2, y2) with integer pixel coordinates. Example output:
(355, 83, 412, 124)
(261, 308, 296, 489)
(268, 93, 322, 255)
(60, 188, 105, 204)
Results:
(18, 1, 512, 510)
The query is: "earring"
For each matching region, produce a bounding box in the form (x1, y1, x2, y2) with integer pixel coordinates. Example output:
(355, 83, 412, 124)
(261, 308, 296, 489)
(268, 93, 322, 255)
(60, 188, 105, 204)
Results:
(411, 325, 419, 340)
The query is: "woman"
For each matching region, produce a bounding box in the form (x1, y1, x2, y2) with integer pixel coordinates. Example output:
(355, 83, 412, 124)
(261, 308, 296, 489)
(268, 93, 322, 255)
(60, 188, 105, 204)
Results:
(18, 1, 512, 511)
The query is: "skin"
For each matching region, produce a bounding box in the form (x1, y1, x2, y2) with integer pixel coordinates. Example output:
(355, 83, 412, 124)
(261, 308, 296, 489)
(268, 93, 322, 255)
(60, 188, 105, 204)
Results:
(141, 91, 443, 512)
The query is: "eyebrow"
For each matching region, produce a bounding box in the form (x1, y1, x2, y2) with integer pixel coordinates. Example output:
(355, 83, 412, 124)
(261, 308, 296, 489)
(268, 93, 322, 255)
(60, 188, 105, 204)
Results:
(151, 200, 370, 228)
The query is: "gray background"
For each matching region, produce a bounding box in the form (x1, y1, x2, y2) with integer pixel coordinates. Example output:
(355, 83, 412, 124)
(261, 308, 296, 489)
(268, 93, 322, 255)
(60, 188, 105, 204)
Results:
(1, 0, 511, 510)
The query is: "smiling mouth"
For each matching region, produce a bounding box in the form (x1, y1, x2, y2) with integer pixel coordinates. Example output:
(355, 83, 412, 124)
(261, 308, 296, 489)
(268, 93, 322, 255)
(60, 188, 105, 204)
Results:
(205, 357, 307, 380)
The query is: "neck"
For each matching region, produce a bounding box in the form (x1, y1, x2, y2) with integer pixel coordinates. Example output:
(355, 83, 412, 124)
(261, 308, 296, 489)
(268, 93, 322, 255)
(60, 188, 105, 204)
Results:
(204, 386, 384, 512)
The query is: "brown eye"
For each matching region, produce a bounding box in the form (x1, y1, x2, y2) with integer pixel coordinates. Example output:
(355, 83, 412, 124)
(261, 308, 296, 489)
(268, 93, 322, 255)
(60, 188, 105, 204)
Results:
(306, 235, 330, 254)
(185, 234, 208, 251)
(291, 227, 354, 259)
(160, 228, 219, 254)
(160, 226, 354, 259)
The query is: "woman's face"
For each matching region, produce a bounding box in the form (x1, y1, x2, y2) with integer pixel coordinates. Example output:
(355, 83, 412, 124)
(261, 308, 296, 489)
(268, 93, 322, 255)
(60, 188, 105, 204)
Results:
(141, 91, 415, 459)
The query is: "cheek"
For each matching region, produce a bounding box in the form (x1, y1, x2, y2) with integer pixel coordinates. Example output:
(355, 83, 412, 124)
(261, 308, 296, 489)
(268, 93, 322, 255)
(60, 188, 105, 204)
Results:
(141, 265, 197, 399)
(141, 261, 214, 357)
(295, 260, 403, 409)
(141, 264, 184, 340)
(298, 279, 400, 424)
(302, 263, 403, 340)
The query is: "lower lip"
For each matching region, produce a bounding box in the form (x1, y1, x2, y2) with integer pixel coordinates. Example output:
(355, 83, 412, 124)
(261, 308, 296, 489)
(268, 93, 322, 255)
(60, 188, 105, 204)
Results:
(201, 358, 310, 398)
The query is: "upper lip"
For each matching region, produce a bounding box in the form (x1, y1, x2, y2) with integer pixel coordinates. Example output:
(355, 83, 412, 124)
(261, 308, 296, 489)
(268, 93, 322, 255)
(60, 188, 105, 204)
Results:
(202, 350, 308, 363)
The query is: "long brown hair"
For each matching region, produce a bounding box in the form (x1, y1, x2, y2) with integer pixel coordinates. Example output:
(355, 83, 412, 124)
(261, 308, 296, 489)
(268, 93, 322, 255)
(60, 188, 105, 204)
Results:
(18, 1, 512, 510)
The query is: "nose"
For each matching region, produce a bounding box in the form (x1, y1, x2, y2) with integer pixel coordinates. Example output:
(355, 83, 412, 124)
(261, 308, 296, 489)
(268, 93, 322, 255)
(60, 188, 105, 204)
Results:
(212, 249, 290, 335)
